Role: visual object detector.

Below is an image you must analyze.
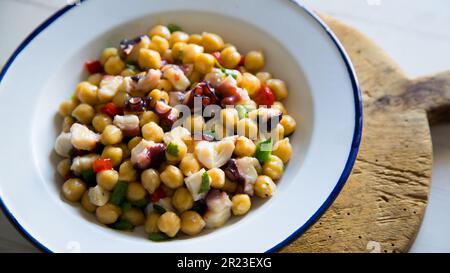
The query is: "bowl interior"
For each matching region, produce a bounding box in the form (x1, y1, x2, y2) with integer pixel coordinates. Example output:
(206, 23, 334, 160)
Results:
(0, 0, 358, 252)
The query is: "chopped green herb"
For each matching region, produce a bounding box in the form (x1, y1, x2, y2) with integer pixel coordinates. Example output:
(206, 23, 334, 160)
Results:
(199, 172, 211, 194)
(148, 232, 170, 241)
(255, 139, 273, 163)
(131, 197, 149, 208)
(80, 169, 96, 186)
(121, 201, 132, 212)
(167, 23, 182, 33)
(125, 63, 137, 71)
(214, 59, 224, 70)
(153, 204, 166, 214)
(112, 219, 134, 231)
(236, 105, 248, 119)
(166, 142, 179, 157)
(110, 181, 128, 206)
(221, 68, 238, 80)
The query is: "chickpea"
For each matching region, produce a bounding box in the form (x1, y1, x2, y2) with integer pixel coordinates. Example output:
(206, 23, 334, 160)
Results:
(244, 51, 265, 72)
(160, 165, 184, 189)
(96, 203, 122, 224)
(188, 69, 203, 84)
(141, 169, 160, 194)
(220, 46, 241, 69)
(72, 103, 95, 124)
(194, 53, 215, 74)
(62, 116, 75, 133)
(169, 31, 189, 47)
(157, 211, 181, 237)
(144, 212, 161, 233)
(149, 25, 171, 40)
(156, 79, 173, 92)
(182, 43, 204, 64)
(149, 35, 170, 54)
(139, 111, 159, 127)
(148, 89, 169, 106)
(121, 207, 145, 226)
(234, 136, 256, 157)
(280, 115, 296, 136)
(126, 182, 147, 202)
(188, 34, 203, 45)
(57, 158, 71, 178)
(201, 32, 224, 52)
(272, 138, 292, 164)
(100, 47, 119, 65)
(231, 194, 251, 215)
(127, 136, 143, 150)
(138, 48, 161, 70)
(62, 178, 87, 202)
(207, 168, 225, 189)
(180, 211, 205, 236)
(220, 108, 239, 130)
(256, 72, 272, 85)
(127, 36, 151, 62)
(104, 55, 125, 75)
(120, 68, 137, 77)
(236, 118, 258, 140)
(96, 169, 119, 191)
(172, 187, 194, 213)
(254, 175, 276, 198)
(271, 101, 287, 115)
(92, 113, 112, 133)
(59, 100, 77, 117)
(240, 72, 261, 97)
(101, 145, 123, 167)
(81, 191, 97, 213)
(101, 125, 123, 145)
(266, 79, 288, 100)
(142, 121, 164, 142)
(118, 160, 137, 182)
(171, 42, 187, 60)
(262, 155, 284, 181)
(179, 153, 201, 177)
(184, 114, 205, 133)
(112, 91, 131, 108)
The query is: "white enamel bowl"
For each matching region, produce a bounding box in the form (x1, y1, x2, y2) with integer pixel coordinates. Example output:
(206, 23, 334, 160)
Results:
(0, 0, 362, 252)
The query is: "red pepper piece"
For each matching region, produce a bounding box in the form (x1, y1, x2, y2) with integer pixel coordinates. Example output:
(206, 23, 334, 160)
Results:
(84, 60, 103, 74)
(253, 85, 276, 107)
(92, 158, 113, 173)
(101, 102, 122, 118)
(151, 186, 166, 203)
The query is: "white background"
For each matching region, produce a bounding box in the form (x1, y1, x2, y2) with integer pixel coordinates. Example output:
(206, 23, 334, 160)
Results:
(0, 0, 449, 252)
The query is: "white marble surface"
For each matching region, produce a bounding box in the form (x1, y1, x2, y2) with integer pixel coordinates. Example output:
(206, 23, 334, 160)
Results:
(1, 0, 449, 252)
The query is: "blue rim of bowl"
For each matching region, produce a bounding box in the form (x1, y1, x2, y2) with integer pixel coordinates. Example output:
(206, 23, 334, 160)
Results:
(0, 0, 362, 253)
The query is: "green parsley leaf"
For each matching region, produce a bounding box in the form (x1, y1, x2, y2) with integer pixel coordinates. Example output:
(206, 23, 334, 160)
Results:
(148, 232, 170, 241)
(110, 181, 128, 206)
(121, 201, 132, 212)
(255, 139, 273, 163)
(221, 68, 238, 80)
(167, 23, 182, 33)
(153, 204, 166, 214)
(166, 142, 179, 157)
(112, 219, 134, 231)
(80, 169, 96, 186)
(199, 172, 211, 194)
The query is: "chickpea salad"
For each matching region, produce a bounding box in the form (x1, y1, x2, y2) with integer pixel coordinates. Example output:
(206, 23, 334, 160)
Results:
(54, 24, 297, 241)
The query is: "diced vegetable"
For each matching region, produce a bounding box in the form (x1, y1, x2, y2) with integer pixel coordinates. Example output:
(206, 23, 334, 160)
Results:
(92, 158, 113, 173)
(255, 139, 273, 163)
(166, 142, 179, 156)
(148, 232, 170, 241)
(153, 204, 166, 214)
(80, 169, 96, 186)
(100, 102, 122, 118)
(167, 23, 182, 33)
(253, 85, 275, 107)
(121, 201, 132, 212)
(110, 181, 128, 205)
(112, 219, 134, 231)
(150, 186, 166, 203)
(199, 172, 211, 194)
(84, 60, 103, 74)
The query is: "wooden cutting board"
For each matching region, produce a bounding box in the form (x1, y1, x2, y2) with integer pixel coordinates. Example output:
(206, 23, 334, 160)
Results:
(282, 14, 450, 253)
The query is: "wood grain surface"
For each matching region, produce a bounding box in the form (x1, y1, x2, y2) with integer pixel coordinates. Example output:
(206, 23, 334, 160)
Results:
(283, 14, 450, 253)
